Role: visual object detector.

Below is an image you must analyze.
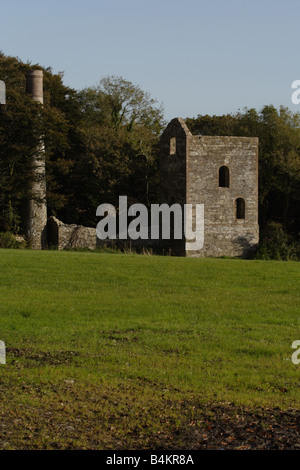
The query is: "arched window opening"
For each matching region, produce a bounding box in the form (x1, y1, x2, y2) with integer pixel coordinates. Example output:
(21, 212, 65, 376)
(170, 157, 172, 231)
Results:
(170, 137, 176, 155)
(236, 198, 245, 219)
(219, 166, 230, 187)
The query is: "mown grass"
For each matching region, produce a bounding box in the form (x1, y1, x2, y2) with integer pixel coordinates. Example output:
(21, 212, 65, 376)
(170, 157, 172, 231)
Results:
(0, 249, 299, 448)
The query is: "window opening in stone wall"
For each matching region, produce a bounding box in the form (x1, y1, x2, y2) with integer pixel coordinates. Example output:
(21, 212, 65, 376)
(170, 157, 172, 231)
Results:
(236, 198, 245, 219)
(170, 137, 176, 155)
(219, 166, 230, 187)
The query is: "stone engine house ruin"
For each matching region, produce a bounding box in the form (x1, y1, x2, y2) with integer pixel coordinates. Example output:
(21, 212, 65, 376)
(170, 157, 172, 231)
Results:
(160, 118, 259, 257)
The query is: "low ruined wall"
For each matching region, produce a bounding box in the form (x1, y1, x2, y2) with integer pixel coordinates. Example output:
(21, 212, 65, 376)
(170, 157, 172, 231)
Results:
(47, 216, 160, 252)
(48, 216, 97, 250)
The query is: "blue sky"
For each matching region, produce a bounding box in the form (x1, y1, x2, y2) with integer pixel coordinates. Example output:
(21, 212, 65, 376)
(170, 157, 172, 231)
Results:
(1, 0, 300, 120)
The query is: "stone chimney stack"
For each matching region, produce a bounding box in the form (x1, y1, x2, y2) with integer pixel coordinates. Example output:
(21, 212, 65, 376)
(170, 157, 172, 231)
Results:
(26, 70, 47, 249)
(26, 69, 44, 104)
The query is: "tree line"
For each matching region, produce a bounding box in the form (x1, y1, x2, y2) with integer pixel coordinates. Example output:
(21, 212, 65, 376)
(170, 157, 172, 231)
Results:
(0, 53, 299, 258)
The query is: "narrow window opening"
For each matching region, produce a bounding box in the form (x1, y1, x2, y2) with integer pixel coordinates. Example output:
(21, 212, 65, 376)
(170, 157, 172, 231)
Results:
(170, 137, 176, 155)
(236, 198, 245, 219)
(219, 166, 230, 187)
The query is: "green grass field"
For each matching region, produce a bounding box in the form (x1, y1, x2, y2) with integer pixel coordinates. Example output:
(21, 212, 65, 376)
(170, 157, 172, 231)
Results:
(0, 249, 299, 449)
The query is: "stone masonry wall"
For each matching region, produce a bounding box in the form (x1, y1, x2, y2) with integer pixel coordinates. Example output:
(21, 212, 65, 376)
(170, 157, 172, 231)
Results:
(48, 217, 97, 250)
(160, 118, 259, 257)
(160, 118, 190, 256)
(187, 135, 259, 257)
(47, 216, 160, 252)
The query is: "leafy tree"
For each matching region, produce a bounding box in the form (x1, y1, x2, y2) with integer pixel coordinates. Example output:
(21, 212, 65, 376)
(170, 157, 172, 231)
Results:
(72, 75, 164, 224)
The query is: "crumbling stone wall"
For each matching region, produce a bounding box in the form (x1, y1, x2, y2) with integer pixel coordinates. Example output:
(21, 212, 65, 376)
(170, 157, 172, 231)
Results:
(48, 216, 97, 250)
(47, 216, 160, 252)
(160, 118, 259, 257)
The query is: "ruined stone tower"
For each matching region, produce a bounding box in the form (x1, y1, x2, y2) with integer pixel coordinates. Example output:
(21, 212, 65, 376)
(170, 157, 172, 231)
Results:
(25, 70, 47, 249)
(160, 118, 259, 257)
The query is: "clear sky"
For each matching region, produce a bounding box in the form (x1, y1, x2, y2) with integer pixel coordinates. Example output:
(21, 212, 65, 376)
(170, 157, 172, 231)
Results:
(1, 0, 300, 121)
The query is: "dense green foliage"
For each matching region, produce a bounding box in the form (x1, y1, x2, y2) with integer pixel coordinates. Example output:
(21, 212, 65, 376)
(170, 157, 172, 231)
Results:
(74, 76, 164, 222)
(0, 231, 27, 249)
(0, 53, 299, 257)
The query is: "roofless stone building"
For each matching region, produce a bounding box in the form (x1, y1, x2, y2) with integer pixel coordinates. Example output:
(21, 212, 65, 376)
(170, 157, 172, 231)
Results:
(160, 118, 259, 257)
